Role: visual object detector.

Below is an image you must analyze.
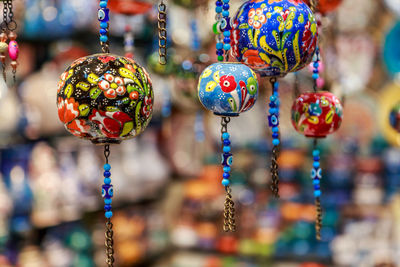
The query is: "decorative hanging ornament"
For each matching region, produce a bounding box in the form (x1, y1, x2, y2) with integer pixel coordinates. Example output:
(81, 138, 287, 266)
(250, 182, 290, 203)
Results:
(231, 0, 318, 197)
(56, 1, 156, 265)
(198, 62, 259, 232)
(304, 0, 342, 15)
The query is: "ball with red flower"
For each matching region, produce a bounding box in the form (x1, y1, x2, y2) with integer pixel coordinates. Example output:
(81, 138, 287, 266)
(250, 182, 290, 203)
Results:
(291, 92, 343, 138)
(231, 0, 318, 77)
(304, 0, 342, 15)
(57, 53, 153, 144)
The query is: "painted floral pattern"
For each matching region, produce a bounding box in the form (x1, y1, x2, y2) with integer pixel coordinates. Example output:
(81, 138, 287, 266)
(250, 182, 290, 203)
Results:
(56, 53, 153, 144)
(248, 8, 267, 29)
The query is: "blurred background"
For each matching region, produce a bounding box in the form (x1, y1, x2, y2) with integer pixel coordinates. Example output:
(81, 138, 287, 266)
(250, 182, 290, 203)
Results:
(1, 0, 400, 266)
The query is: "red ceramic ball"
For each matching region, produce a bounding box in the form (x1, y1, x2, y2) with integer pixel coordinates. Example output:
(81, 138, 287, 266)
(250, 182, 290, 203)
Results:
(304, 0, 342, 14)
(291, 92, 343, 138)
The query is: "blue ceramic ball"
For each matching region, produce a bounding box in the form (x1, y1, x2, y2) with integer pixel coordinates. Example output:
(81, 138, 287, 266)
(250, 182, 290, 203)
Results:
(198, 62, 258, 116)
(231, 0, 318, 77)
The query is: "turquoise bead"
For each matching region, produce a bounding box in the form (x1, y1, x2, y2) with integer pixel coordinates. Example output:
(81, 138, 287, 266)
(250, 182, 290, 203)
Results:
(313, 179, 320, 185)
(314, 190, 321, 197)
(223, 0, 230, 3)
(223, 30, 230, 37)
(312, 73, 319, 79)
(313, 161, 320, 168)
(272, 126, 279, 133)
(223, 146, 231, 153)
(223, 166, 231, 173)
(269, 108, 277, 114)
(104, 164, 111, 171)
(270, 95, 276, 102)
(222, 132, 230, 140)
(100, 1, 107, 7)
(215, 6, 222, 12)
(272, 139, 280, 146)
(223, 44, 231, 50)
(222, 179, 230, 186)
(100, 35, 108, 42)
(104, 178, 111, 184)
(216, 42, 223, 49)
(104, 198, 112, 204)
(105, 211, 113, 218)
(222, 11, 229, 17)
(312, 149, 320, 157)
(100, 22, 108, 29)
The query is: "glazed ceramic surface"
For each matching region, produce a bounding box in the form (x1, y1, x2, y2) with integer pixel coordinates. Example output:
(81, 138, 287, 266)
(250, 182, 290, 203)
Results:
(389, 102, 400, 133)
(291, 92, 342, 138)
(304, 0, 342, 14)
(383, 21, 400, 77)
(232, 0, 318, 77)
(198, 62, 258, 116)
(57, 53, 153, 144)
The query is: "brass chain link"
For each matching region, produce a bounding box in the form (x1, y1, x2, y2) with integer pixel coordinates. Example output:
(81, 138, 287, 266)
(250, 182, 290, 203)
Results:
(158, 1, 167, 65)
(223, 186, 236, 232)
(270, 145, 280, 198)
(105, 219, 115, 266)
(315, 197, 322, 240)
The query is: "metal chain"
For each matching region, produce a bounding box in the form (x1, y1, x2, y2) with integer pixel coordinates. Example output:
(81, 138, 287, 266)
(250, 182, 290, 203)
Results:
(220, 116, 230, 133)
(105, 219, 115, 266)
(294, 72, 300, 98)
(270, 145, 280, 198)
(315, 197, 322, 240)
(223, 186, 236, 232)
(158, 0, 167, 65)
(103, 145, 114, 266)
(6, 0, 15, 31)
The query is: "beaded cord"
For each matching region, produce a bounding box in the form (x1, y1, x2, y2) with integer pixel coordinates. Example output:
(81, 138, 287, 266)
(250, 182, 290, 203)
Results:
(311, 141, 322, 240)
(98, 0, 110, 53)
(312, 46, 320, 92)
(102, 145, 114, 266)
(214, 0, 231, 61)
(268, 78, 280, 198)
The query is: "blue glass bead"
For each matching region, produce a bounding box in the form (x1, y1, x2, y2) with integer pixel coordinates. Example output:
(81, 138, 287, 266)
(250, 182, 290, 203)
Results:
(221, 152, 233, 166)
(313, 179, 320, 185)
(222, 179, 230, 186)
(275, 99, 280, 106)
(104, 204, 112, 211)
(269, 108, 277, 114)
(274, 82, 279, 90)
(313, 69, 319, 73)
(273, 91, 279, 97)
(313, 156, 320, 161)
(269, 102, 276, 108)
(314, 184, 320, 190)
(313, 161, 320, 168)
(223, 146, 231, 153)
(222, 11, 229, 17)
(223, 0, 230, 3)
(272, 126, 279, 133)
(104, 178, 111, 184)
(216, 49, 224, 56)
(312, 150, 320, 157)
(105, 211, 113, 218)
(99, 29, 107, 35)
(100, 35, 108, 42)
(223, 172, 230, 179)
(100, 1, 108, 8)
(215, 6, 223, 13)
(100, 22, 108, 29)
(272, 133, 279, 139)
(216, 1, 223, 6)
(223, 3, 229, 9)
(222, 132, 230, 140)
(312, 73, 319, 80)
(223, 139, 231, 146)
(104, 171, 111, 177)
(216, 42, 223, 49)
(104, 163, 111, 171)
(223, 166, 231, 173)
(98, 8, 109, 22)
(268, 114, 279, 127)
(272, 138, 280, 146)
(314, 190, 321, 197)
(313, 62, 319, 68)
(223, 44, 231, 50)
(223, 37, 230, 43)
(270, 95, 276, 102)
(223, 30, 230, 37)
(104, 198, 112, 205)
(102, 184, 113, 198)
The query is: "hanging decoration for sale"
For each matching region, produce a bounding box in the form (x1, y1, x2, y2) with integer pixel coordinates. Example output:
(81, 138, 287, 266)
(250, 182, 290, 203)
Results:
(0, 0, 18, 83)
(231, 0, 318, 197)
(304, 0, 342, 15)
(56, 1, 162, 265)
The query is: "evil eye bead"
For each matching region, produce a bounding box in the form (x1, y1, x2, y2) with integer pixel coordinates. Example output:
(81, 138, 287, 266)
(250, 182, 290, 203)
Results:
(108, 186, 114, 197)
(221, 152, 233, 166)
(268, 114, 279, 127)
(98, 8, 109, 22)
(102, 184, 113, 198)
(311, 168, 322, 179)
(102, 188, 106, 197)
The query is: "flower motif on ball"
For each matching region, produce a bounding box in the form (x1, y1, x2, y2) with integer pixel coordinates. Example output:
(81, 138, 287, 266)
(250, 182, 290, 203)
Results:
(231, 0, 318, 76)
(198, 62, 258, 116)
(291, 92, 343, 138)
(57, 53, 153, 144)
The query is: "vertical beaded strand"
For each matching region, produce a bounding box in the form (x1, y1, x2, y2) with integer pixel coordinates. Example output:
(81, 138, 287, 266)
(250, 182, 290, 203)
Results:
(102, 145, 115, 266)
(221, 117, 235, 232)
(214, 0, 224, 61)
(98, 0, 110, 53)
(158, 0, 167, 65)
(214, 0, 230, 61)
(221, 0, 230, 61)
(268, 78, 280, 198)
(6, 0, 18, 83)
(0, 2, 8, 81)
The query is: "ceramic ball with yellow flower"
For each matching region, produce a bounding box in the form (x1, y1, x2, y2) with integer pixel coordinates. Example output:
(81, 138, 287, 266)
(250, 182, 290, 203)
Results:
(231, 0, 318, 77)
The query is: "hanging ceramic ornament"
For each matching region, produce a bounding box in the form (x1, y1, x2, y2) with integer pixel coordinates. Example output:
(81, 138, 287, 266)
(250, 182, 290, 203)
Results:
(231, 0, 318, 197)
(291, 84, 343, 240)
(198, 62, 258, 232)
(56, 1, 155, 266)
(304, 0, 342, 15)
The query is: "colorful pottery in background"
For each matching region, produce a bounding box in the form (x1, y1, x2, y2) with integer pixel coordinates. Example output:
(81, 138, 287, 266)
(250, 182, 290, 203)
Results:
(197, 62, 258, 116)
(291, 92, 343, 138)
(108, 0, 153, 15)
(57, 53, 153, 144)
(383, 21, 400, 77)
(8, 40, 18, 61)
(231, 0, 318, 77)
(389, 102, 400, 133)
(304, 0, 342, 15)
